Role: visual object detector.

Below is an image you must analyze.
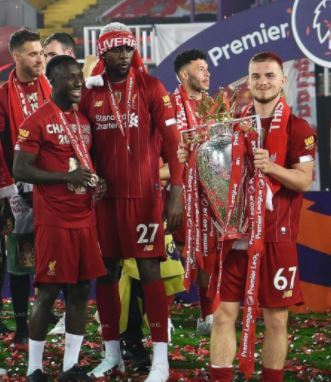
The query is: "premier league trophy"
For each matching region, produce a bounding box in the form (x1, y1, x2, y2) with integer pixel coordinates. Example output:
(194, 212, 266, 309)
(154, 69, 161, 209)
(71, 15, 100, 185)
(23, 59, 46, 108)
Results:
(181, 89, 267, 378)
(181, 88, 262, 241)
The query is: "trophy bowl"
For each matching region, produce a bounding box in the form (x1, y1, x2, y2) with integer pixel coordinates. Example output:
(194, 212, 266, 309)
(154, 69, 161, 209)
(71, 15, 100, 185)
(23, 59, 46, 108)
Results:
(196, 120, 247, 239)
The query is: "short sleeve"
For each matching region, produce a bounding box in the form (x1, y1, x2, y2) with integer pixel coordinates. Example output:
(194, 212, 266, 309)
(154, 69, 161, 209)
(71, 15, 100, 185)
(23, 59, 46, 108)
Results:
(149, 78, 177, 130)
(148, 77, 183, 185)
(287, 116, 316, 166)
(15, 114, 42, 155)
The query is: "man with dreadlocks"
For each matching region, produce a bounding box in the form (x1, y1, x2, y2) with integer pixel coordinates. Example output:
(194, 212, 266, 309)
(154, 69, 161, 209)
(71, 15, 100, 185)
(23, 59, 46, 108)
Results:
(79, 22, 183, 381)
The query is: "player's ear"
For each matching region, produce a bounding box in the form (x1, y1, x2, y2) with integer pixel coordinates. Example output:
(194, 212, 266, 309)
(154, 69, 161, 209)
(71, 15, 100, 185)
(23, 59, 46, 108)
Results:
(182, 69, 189, 80)
(11, 50, 20, 64)
(178, 68, 188, 81)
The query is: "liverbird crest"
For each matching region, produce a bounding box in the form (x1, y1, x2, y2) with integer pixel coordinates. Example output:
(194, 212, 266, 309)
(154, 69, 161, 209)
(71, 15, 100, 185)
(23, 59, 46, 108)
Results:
(313, 0, 331, 50)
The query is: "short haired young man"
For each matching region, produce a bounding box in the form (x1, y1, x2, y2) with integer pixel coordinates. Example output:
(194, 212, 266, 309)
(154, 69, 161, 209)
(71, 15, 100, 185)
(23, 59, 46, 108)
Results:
(43, 32, 76, 64)
(177, 52, 316, 382)
(210, 52, 316, 382)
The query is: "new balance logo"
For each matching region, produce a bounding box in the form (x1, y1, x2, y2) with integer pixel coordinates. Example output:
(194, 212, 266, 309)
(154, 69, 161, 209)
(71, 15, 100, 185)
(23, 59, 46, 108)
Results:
(94, 100, 103, 107)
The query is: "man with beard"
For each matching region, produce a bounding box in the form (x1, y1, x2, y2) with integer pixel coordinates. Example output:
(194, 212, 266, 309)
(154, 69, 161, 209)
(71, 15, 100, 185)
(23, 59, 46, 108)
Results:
(0, 28, 50, 350)
(80, 22, 183, 382)
(178, 52, 316, 382)
(43, 32, 76, 64)
(171, 49, 220, 335)
(13, 55, 106, 381)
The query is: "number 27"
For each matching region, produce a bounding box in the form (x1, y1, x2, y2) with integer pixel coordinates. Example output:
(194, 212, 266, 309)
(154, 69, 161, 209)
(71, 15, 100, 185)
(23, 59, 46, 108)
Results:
(136, 223, 159, 244)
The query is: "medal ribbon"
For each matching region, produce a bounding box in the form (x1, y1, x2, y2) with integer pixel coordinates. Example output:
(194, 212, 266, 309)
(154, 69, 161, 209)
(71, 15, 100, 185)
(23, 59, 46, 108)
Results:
(106, 68, 135, 152)
(50, 101, 95, 173)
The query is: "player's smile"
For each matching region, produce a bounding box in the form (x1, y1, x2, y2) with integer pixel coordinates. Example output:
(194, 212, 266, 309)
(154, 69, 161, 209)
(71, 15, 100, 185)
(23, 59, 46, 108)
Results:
(69, 88, 81, 102)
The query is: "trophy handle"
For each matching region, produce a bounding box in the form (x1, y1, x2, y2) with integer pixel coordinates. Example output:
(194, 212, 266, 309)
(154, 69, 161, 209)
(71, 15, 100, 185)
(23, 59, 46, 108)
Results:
(230, 115, 262, 148)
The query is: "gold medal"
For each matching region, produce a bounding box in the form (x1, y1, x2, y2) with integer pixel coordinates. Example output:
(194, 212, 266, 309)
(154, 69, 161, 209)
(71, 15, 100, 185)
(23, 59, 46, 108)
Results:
(87, 173, 99, 187)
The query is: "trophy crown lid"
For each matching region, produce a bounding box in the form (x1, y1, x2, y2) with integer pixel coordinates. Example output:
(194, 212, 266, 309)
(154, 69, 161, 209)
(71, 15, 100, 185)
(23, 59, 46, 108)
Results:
(198, 87, 238, 124)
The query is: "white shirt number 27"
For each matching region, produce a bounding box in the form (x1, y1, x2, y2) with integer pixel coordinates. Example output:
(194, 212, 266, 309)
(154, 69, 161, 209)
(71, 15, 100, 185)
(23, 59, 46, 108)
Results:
(136, 223, 159, 244)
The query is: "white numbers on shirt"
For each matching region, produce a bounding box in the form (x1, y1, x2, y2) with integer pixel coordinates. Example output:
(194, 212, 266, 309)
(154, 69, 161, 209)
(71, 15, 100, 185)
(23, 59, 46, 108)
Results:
(273, 267, 297, 291)
(136, 223, 159, 244)
(58, 134, 70, 145)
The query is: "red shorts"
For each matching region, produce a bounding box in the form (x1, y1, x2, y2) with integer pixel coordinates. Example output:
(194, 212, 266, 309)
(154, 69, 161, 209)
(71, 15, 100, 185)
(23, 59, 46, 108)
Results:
(220, 242, 303, 308)
(34, 225, 106, 284)
(96, 197, 165, 260)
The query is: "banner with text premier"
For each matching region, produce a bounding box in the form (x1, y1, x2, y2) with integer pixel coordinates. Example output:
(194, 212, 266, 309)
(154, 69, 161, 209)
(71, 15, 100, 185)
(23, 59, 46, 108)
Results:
(153, 0, 302, 94)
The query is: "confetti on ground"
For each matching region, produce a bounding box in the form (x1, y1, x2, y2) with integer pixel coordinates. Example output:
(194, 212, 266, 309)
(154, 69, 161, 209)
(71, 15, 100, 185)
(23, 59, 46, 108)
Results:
(0, 299, 330, 381)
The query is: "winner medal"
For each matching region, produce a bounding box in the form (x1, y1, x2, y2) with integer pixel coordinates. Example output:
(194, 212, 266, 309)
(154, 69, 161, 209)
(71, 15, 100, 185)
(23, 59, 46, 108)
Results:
(87, 173, 99, 187)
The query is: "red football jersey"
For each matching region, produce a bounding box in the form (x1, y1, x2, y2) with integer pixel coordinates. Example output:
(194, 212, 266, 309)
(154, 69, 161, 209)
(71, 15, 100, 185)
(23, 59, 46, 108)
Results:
(15, 100, 95, 228)
(262, 115, 316, 242)
(79, 70, 182, 199)
(0, 80, 41, 167)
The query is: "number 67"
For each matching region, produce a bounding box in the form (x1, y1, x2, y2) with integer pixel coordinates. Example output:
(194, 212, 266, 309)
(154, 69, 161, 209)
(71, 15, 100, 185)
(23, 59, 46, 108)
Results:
(273, 267, 297, 291)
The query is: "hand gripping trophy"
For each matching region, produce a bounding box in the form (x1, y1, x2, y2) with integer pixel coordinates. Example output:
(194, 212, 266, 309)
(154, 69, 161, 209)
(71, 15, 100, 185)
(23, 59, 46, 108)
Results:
(181, 88, 267, 377)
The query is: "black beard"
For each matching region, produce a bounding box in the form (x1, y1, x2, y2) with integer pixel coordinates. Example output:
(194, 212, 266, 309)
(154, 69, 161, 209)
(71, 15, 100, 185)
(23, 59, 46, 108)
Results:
(107, 66, 130, 81)
(188, 78, 209, 93)
(24, 66, 41, 79)
(193, 85, 208, 94)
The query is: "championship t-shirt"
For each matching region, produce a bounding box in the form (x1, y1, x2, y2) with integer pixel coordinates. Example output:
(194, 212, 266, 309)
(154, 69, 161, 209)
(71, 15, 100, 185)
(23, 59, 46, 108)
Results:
(262, 115, 316, 242)
(80, 70, 182, 199)
(15, 100, 95, 228)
